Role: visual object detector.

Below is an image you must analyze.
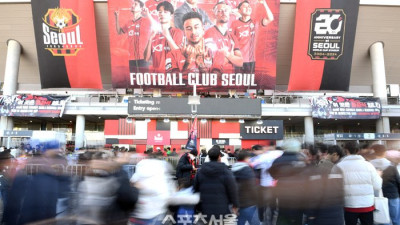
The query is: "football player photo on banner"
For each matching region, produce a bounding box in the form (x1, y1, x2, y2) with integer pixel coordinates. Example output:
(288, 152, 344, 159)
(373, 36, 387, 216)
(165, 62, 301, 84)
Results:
(31, 0, 103, 89)
(108, 0, 280, 91)
(288, 0, 359, 91)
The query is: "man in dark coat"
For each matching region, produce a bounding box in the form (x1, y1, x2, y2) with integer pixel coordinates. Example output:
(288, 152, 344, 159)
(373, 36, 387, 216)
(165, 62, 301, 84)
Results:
(193, 146, 239, 221)
(176, 149, 198, 181)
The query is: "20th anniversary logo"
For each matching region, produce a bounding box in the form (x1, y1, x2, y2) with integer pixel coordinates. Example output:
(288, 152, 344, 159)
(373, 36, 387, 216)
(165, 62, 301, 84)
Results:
(308, 9, 346, 60)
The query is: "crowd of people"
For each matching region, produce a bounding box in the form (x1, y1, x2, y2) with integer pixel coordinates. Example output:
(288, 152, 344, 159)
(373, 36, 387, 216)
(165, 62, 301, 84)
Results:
(0, 139, 399, 225)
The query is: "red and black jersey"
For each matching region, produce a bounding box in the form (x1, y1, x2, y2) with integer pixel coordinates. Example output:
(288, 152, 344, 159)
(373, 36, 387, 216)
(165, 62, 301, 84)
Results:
(231, 18, 259, 62)
(150, 27, 184, 72)
(122, 17, 151, 60)
(165, 47, 225, 74)
(145, 0, 164, 20)
(204, 26, 240, 73)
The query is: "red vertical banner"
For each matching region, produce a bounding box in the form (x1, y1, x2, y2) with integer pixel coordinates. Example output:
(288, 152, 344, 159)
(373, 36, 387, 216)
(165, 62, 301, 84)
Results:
(288, 0, 359, 91)
(186, 117, 197, 151)
(60, 0, 103, 89)
(31, 0, 102, 89)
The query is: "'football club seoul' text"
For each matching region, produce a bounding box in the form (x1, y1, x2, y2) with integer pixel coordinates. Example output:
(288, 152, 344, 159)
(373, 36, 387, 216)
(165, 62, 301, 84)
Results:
(130, 73, 257, 86)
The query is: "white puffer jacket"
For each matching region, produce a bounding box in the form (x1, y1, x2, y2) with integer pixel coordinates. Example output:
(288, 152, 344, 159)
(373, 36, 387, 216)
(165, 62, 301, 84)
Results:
(332, 155, 382, 208)
(130, 159, 175, 219)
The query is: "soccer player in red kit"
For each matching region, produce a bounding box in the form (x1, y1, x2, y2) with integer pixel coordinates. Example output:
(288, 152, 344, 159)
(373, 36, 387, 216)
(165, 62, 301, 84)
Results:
(145, 0, 177, 20)
(144, 1, 184, 73)
(115, 0, 152, 73)
(165, 12, 226, 74)
(204, 2, 243, 73)
(231, 0, 274, 73)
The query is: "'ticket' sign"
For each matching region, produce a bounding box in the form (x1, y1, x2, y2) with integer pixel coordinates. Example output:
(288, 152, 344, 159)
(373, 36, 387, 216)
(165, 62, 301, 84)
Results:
(240, 120, 283, 140)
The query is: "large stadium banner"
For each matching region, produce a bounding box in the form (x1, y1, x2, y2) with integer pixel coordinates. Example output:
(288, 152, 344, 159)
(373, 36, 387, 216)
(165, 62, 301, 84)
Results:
(31, 0, 102, 89)
(288, 0, 359, 91)
(0, 95, 69, 117)
(311, 96, 381, 119)
(108, 0, 280, 91)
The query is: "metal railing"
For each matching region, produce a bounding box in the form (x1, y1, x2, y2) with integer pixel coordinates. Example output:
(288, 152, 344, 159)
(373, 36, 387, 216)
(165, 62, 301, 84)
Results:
(15, 156, 236, 177)
(197, 157, 237, 166)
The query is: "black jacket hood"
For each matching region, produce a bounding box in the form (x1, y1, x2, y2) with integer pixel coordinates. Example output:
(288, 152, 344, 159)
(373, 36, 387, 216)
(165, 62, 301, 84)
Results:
(199, 161, 228, 177)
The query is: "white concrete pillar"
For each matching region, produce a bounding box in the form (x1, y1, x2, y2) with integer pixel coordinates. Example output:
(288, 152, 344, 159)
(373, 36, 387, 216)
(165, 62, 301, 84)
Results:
(304, 117, 314, 144)
(370, 42, 387, 105)
(75, 115, 85, 149)
(3, 39, 21, 96)
(1, 39, 22, 133)
(369, 42, 390, 133)
(376, 117, 390, 133)
(0, 117, 13, 131)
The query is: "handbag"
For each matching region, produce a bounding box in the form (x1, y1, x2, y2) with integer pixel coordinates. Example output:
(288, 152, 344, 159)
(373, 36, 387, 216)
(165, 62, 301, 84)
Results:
(373, 189, 390, 224)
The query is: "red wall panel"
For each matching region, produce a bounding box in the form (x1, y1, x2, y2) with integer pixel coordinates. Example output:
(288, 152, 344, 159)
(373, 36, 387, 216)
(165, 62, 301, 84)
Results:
(104, 120, 119, 135)
(171, 139, 187, 145)
(133, 140, 147, 145)
(178, 120, 189, 131)
(147, 120, 157, 131)
(211, 121, 240, 138)
(119, 139, 134, 145)
(118, 118, 135, 135)
(136, 145, 146, 153)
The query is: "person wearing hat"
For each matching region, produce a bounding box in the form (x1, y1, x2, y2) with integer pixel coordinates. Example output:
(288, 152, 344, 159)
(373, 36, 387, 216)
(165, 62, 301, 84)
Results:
(176, 148, 198, 183)
(204, 145, 230, 166)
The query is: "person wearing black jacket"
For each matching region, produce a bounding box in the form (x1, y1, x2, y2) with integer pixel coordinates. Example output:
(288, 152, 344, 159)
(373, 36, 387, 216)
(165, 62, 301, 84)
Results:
(232, 150, 260, 225)
(194, 146, 239, 222)
(304, 145, 345, 225)
(269, 139, 308, 225)
(176, 149, 198, 182)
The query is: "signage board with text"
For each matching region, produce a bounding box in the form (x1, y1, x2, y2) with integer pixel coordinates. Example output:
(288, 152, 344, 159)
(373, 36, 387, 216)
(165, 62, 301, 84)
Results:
(240, 120, 283, 140)
(325, 133, 400, 140)
(212, 139, 230, 145)
(128, 97, 261, 116)
(147, 131, 170, 145)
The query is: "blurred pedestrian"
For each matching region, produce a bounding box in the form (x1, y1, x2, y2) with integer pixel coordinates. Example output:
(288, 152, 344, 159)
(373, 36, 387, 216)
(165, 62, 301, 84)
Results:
(170, 148, 178, 157)
(370, 144, 400, 225)
(232, 150, 260, 225)
(269, 139, 308, 225)
(168, 177, 200, 225)
(332, 141, 382, 225)
(0, 150, 14, 213)
(77, 151, 137, 224)
(250, 143, 282, 225)
(129, 158, 175, 225)
(305, 144, 345, 225)
(3, 140, 71, 225)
